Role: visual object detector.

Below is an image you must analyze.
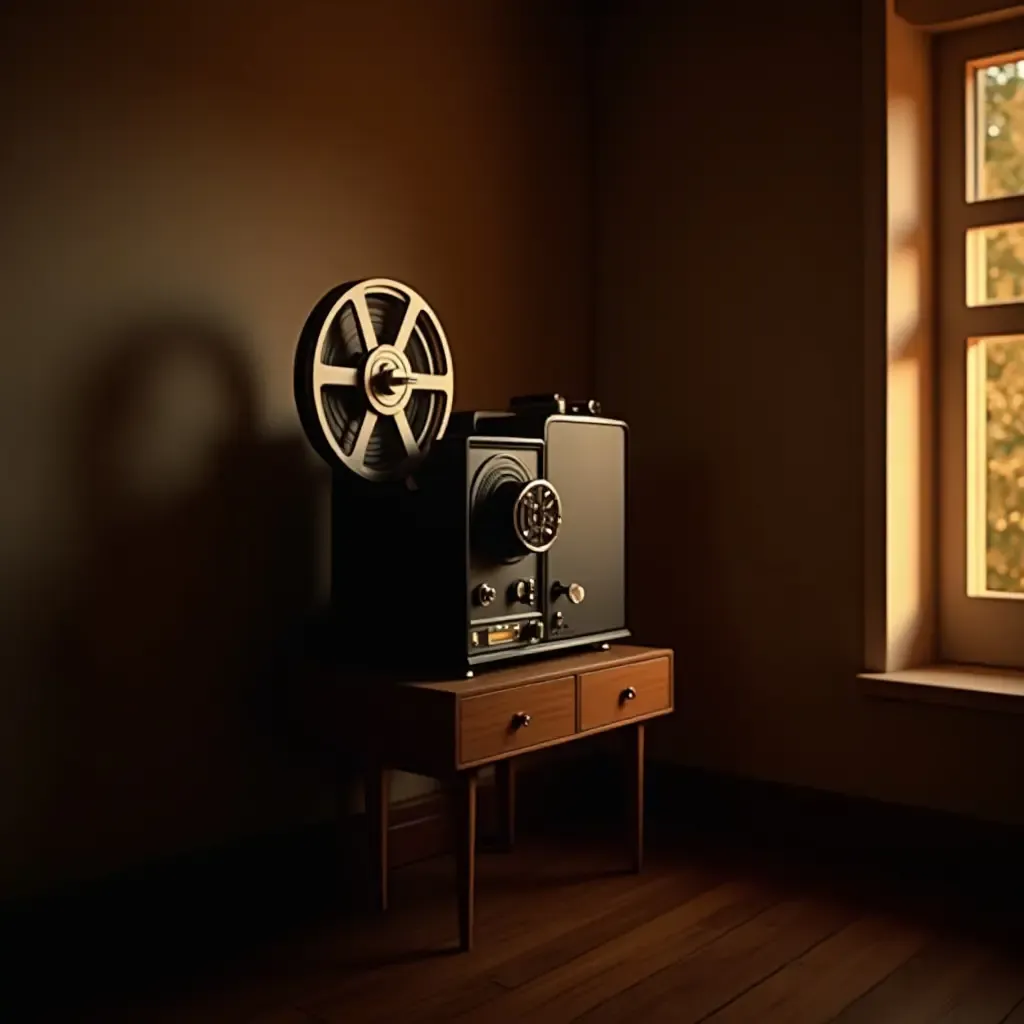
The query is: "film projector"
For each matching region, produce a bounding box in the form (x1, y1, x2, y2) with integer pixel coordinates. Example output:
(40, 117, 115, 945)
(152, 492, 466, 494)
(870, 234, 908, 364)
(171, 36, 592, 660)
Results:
(294, 278, 629, 675)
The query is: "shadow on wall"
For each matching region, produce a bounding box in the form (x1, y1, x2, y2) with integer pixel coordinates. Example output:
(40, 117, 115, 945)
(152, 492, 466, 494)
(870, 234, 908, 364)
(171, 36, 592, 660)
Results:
(23, 319, 321, 888)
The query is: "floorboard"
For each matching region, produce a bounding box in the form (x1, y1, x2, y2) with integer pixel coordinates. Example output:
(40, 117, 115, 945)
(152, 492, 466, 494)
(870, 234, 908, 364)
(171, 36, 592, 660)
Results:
(699, 915, 928, 1024)
(578, 896, 855, 1023)
(451, 880, 778, 1023)
(831, 938, 1023, 1024)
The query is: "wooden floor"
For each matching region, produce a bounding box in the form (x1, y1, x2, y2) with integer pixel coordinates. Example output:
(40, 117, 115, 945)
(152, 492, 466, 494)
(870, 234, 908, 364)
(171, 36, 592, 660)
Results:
(50, 821, 1024, 1024)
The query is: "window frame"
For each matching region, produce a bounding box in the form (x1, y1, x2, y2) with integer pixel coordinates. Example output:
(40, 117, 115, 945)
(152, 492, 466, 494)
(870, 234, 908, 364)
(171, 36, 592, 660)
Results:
(936, 17, 1024, 667)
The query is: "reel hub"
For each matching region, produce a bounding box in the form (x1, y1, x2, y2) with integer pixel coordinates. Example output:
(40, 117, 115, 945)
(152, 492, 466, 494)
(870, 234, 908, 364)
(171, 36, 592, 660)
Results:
(363, 344, 416, 414)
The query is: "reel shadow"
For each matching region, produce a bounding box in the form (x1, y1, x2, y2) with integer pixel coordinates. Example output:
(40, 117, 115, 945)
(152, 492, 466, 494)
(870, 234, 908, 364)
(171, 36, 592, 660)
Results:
(42, 317, 321, 881)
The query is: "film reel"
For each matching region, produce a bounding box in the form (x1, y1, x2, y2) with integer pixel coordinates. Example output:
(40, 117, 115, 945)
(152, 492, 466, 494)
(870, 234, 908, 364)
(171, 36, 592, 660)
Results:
(294, 279, 454, 482)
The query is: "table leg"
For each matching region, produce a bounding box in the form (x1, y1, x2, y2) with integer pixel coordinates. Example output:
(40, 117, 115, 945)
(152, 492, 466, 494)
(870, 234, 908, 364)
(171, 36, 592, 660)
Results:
(627, 723, 645, 873)
(495, 758, 516, 851)
(366, 765, 390, 912)
(454, 769, 478, 951)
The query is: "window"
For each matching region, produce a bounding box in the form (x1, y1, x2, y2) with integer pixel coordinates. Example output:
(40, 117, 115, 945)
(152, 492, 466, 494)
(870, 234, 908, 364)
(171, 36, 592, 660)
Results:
(937, 19, 1024, 667)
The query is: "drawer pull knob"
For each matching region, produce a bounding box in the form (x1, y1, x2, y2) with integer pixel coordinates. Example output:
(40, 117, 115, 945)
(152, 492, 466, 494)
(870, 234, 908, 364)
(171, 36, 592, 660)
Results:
(512, 711, 532, 729)
(621, 686, 637, 703)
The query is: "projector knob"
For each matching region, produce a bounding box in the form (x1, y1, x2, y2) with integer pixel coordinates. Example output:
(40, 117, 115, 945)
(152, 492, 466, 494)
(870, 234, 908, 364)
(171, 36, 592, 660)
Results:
(477, 583, 497, 606)
(512, 577, 537, 605)
(521, 620, 544, 643)
(553, 581, 585, 605)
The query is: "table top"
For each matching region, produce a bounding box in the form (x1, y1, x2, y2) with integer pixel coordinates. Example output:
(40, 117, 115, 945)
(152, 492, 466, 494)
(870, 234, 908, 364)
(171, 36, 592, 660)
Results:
(304, 643, 672, 698)
(409, 644, 672, 697)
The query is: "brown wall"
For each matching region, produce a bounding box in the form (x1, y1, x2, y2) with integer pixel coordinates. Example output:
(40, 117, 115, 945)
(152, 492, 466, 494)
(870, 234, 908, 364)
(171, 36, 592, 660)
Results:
(9, 0, 1023, 904)
(0, 0, 592, 899)
(596, 0, 1024, 822)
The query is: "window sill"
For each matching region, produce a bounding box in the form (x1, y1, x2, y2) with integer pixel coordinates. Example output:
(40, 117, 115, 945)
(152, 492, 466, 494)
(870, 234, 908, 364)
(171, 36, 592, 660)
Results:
(858, 664, 1024, 714)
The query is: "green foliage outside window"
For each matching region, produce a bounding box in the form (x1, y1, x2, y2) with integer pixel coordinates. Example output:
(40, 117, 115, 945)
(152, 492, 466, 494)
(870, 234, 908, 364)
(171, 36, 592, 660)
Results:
(983, 60, 1024, 592)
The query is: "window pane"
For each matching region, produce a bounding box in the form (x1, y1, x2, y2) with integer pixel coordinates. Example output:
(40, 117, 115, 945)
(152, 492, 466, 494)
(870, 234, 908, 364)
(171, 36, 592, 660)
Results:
(973, 335, 1024, 594)
(966, 222, 1024, 305)
(975, 57, 1024, 201)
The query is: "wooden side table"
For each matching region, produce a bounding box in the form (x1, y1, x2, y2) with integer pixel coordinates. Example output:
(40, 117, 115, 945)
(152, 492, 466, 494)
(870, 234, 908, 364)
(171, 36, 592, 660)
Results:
(316, 644, 674, 951)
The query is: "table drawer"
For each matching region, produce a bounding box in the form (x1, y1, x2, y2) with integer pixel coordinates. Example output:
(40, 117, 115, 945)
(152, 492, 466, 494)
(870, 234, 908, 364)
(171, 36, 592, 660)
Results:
(579, 657, 672, 731)
(459, 676, 576, 765)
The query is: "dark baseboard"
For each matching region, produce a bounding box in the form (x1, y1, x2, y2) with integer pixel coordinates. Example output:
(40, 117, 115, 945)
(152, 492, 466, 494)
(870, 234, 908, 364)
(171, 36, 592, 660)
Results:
(647, 761, 1024, 859)
(387, 780, 498, 868)
(383, 758, 1024, 876)
(388, 789, 451, 867)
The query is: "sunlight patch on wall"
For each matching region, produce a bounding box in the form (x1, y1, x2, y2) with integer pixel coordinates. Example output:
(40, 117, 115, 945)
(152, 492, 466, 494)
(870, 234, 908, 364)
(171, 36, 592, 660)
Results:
(886, 358, 923, 665)
(888, 245, 922, 358)
(887, 97, 920, 247)
(885, 5, 935, 671)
